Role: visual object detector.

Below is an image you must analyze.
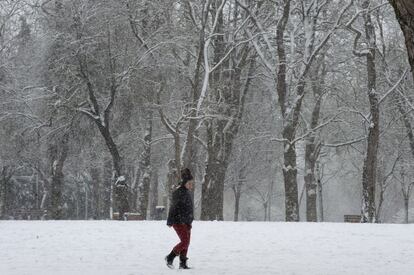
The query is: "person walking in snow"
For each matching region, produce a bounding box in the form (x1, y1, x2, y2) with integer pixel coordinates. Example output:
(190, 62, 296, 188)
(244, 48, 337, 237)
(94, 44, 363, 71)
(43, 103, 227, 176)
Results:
(165, 168, 194, 269)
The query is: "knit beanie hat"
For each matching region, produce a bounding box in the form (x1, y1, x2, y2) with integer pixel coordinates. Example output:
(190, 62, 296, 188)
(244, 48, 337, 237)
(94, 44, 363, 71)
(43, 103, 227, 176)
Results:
(180, 168, 194, 186)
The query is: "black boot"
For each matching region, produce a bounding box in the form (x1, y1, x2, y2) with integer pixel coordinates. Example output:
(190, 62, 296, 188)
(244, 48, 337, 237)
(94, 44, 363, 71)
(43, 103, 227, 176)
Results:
(165, 250, 177, 269)
(179, 255, 190, 269)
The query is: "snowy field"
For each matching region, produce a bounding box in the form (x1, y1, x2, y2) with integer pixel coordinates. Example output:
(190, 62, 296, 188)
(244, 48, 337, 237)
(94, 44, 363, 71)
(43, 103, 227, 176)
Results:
(1, 221, 413, 275)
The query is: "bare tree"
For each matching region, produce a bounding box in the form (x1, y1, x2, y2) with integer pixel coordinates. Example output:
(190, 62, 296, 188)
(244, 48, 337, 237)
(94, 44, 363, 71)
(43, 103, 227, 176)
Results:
(304, 56, 326, 222)
(49, 133, 69, 219)
(243, 0, 352, 221)
(395, 166, 414, 223)
(44, 1, 133, 219)
(347, 0, 380, 222)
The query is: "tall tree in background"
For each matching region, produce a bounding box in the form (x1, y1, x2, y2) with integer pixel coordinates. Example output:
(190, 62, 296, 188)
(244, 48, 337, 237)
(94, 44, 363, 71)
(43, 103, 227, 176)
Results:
(245, 0, 351, 221)
(43, 0, 133, 219)
(49, 133, 69, 219)
(199, 0, 256, 220)
(304, 56, 326, 222)
(137, 110, 153, 219)
(0, 1, 26, 218)
(348, 0, 379, 222)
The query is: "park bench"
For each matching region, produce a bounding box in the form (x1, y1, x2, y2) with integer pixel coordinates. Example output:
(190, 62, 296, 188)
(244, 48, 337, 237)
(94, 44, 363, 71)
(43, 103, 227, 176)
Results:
(112, 212, 143, 221)
(13, 209, 47, 220)
(344, 214, 361, 223)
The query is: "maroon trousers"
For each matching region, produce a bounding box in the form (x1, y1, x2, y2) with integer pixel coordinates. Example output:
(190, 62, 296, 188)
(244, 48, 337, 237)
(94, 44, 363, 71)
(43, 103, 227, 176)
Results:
(172, 224, 191, 257)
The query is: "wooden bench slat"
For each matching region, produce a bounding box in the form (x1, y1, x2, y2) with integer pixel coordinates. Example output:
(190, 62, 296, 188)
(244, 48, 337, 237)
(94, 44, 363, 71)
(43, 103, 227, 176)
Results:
(344, 215, 361, 223)
(112, 212, 144, 221)
(13, 209, 47, 220)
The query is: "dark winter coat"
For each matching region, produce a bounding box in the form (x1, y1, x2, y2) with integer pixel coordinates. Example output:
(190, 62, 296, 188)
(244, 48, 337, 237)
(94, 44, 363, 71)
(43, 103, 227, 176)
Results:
(167, 185, 194, 226)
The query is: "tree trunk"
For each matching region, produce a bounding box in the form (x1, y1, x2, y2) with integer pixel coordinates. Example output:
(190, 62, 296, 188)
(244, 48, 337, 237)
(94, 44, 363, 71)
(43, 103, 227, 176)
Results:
(376, 185, 385, 223)
(263, 202, 268, 221)
(131, 166, 141, 212)
(304, 140, 319, 222)
(360, 2, 379, 223)
(138, 110, 153, 220)
(33, 172, 40, 210)
(233, 186, 241, 222)
(0, 166, 15, 219)
(84, 185, 88, 220)
(404, 197, 409, 224)
(149, 169, 159, 220)
(389, 0, 414, 80)
(282, 137, 299, 221)
(316, 162, 324, 222)
(275, 0, 301, 222)
(96, 124, 129, 220)
(49, 134, 69, 220)
(304, 61, 325, 222)
(90, 166, 101, 219)
(267, 180, 274, 221)
(102, 159, 112, 219)
(201, 97, 242, 221)
(201, 131, 225, 220)
(40, 178, 49, 214)
(281, 79, 308, 222)
(233, 167, 245, 222)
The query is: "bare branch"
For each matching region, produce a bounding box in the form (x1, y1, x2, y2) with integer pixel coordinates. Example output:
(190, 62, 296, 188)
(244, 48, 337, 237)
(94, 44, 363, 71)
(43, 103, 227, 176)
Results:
(322, 136, 366, 147)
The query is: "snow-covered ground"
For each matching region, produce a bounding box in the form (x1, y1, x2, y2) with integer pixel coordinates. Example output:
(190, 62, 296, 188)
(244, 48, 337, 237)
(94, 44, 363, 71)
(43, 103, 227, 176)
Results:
(1, 221, 413, 275)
